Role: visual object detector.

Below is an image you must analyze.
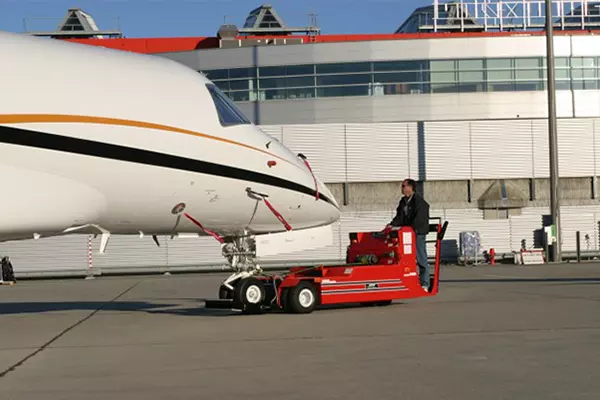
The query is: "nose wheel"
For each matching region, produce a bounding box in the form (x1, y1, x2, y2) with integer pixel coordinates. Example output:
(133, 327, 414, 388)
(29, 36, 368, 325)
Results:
(232, 277, 267, 314)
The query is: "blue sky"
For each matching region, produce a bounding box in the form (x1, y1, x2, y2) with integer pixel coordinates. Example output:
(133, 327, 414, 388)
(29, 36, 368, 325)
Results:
(1, 0, 431, 38)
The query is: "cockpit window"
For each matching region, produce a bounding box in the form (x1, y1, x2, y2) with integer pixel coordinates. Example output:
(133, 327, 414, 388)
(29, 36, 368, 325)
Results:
(206, 83, 251, 127)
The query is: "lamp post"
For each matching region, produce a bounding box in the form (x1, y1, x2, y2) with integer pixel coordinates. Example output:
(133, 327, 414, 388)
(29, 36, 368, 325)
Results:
(545, 0, 561, 262)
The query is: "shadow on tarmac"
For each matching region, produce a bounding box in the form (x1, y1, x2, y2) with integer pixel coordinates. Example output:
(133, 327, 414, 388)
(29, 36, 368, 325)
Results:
(3, 277, 596, 317)
(0, 299, 404, 317)
(0, 301, 177, 315)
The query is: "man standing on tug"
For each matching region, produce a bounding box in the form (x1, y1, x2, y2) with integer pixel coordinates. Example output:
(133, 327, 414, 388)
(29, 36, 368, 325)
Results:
(384, 179, 430, 291)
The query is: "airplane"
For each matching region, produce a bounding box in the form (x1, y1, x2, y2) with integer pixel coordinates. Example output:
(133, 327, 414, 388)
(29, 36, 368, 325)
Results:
(0, 30, 340, 298)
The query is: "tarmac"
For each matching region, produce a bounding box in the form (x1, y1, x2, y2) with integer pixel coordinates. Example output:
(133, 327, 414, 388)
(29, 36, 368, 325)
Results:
(0, 262, 599, 400)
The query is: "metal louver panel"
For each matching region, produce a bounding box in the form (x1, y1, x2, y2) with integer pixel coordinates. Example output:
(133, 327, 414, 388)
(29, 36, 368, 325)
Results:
(90, 235, 168, 271)
(424, 121, 471, 180)
(339, 211, 395, 239)
(257, 221, 343, 264)
(257, 125, 284, 143)
(594, 119, 600, 179)
(89, 235, 224, 272)
(558, 207, 597, 251)
(532, 119, 550, 178)
(345, 123, 412, 182)
(509, 208, 547, 251)
(442, 208, 510, 254)
(163, 236, 224, 267)
(557, 119, 595, 177)
(407, 123, 420, 179)
(281, 124, 346, 183)
(470, 120, 534, 179)
(0, 235, 88, 275)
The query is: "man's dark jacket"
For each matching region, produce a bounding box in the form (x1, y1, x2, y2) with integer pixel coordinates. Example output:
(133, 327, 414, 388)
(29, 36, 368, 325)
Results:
(389, 193, 430, 235)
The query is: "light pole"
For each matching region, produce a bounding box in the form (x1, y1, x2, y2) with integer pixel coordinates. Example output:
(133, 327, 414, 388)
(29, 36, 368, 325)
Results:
(545, 0, 561, 262)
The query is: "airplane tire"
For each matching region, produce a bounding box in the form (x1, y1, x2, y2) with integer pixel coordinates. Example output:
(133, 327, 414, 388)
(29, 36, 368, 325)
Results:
(286, 281, 317, 314)
(233, 277, 266, 314)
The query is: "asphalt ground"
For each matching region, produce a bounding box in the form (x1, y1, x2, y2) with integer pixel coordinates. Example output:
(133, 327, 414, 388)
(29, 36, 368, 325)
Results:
(0, 262, 598, 400)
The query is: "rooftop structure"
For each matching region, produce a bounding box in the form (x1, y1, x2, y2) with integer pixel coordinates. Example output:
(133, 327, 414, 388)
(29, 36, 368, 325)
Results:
(396, 0, 600, 33)
(25, 7, 123, 39)
(238, 4, 320, 36)
(214, 4, 320, 48)
(53, 1, 600, 54)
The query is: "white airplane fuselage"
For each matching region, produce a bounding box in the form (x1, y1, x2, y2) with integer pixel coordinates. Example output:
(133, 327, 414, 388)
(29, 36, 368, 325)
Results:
(0, 31, 340, 244)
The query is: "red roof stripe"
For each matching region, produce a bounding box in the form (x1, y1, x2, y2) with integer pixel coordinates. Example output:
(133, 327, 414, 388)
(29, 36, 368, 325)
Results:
(64, 30, 599, 54)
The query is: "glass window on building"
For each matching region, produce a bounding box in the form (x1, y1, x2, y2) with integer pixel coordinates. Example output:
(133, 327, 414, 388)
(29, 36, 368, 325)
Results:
(373, 71, 423, 84)
(259, 66, 287, 77)
(287, 88, 316, 99)
(202, 55, 598, 103)
(317, 85, 371, 98)
(260, 64, 314, 77)
(316, 62, 372, 74)
(515, 58, 543, 83)
(458, 59, 484, 79)
(373, 60, 428, 72)
(317, 74, 372, 86)
(430, 60, 457, 93)
(202, 69, 229, 81)
(457, 59, 485, 92)
(228, 67, 257, 79)
(571, 57, 598, 90)
(572, 67, 598, 90)
(487, 58, 514, 92)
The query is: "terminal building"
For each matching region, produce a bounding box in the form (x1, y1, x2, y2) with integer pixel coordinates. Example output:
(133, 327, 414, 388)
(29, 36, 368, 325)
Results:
(5, 0, 600, 276)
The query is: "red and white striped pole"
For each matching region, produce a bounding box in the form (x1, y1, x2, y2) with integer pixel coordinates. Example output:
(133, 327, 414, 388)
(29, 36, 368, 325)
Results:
(86, 235, 94, 279)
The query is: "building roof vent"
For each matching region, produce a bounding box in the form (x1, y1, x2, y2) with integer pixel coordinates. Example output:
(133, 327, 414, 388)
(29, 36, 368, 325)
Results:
(237, 4, 320, 36)
(217, 24, 239, 39)
(25, 7, 123, 38)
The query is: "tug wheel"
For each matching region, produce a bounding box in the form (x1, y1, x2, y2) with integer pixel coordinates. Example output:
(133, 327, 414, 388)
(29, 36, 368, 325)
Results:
(233, 277, 266, 314)
(279, 288, 290, 311)
(286, 281, 318, 314)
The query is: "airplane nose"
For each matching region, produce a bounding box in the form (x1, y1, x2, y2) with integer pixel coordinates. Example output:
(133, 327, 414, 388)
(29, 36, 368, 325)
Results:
(312, 178, 341, 226)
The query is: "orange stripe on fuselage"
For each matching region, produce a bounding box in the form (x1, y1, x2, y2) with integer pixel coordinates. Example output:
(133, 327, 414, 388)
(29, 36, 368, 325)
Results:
(0, 114, 294, 166)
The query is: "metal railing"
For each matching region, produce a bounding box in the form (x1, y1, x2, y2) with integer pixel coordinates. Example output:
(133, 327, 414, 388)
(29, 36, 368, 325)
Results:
(418, 0, 600, 32)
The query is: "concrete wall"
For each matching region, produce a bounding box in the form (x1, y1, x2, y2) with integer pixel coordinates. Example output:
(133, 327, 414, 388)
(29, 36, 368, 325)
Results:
(330, 177, 599, 212)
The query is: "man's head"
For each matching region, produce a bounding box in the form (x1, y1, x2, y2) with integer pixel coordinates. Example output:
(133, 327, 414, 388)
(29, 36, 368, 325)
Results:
(401, 179, 417, 197)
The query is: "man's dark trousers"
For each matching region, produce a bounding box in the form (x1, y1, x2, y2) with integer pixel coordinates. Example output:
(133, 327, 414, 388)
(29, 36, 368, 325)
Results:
(416, 234, 429, 288)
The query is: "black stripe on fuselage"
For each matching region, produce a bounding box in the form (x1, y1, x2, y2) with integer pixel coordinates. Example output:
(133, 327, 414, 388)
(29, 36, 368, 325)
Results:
(0, 125, 338, 209)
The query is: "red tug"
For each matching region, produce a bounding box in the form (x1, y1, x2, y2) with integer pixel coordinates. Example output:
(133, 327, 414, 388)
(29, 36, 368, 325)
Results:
(205, 218, 449, 314)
